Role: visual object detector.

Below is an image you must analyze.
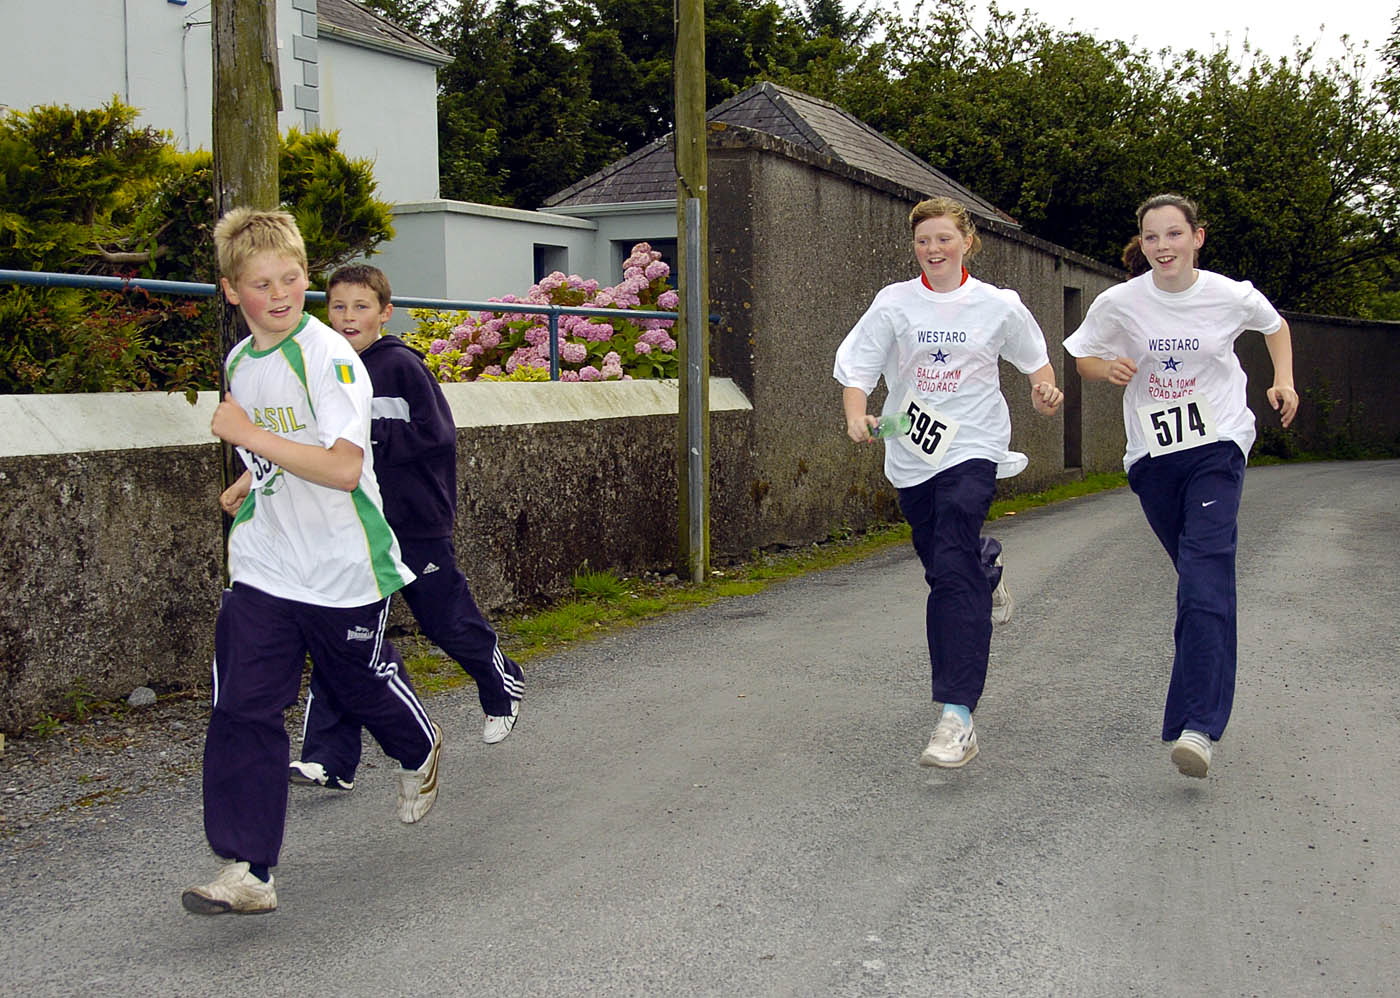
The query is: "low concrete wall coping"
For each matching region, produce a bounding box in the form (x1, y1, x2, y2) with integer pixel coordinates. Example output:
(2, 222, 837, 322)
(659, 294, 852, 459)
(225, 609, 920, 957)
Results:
(0, 379, 752, 458)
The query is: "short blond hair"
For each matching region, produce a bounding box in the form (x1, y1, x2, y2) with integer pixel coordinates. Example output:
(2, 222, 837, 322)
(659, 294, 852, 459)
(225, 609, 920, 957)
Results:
(213, 207, 308, 283)
(908, 197, 983, 258)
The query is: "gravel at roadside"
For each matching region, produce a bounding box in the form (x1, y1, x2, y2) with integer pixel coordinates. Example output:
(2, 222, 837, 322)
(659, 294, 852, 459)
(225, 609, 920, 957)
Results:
(0, 689, 328, 863)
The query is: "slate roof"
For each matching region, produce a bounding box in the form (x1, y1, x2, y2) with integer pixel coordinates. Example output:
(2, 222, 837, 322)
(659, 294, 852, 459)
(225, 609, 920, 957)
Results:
(317, 0, 451, 65)
(545, 82, 1014, 225)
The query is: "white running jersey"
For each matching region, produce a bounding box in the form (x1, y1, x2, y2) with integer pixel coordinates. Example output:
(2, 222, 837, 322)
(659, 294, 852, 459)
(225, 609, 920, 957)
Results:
(833, 275, 1052, 488)
(224, 313, 415, 607)
(1064, 271, 1284, 471)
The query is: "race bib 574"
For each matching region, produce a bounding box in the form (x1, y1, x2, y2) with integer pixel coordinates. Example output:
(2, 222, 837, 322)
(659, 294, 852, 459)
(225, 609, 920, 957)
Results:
(1137, 394, 1218, 457)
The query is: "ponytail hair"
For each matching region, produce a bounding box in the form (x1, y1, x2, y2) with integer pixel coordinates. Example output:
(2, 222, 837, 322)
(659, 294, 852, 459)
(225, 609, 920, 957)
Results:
(1121, 235, 1150, 275)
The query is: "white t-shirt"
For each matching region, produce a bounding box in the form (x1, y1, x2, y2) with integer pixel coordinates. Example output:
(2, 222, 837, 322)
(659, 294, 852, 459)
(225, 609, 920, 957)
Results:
(833, 275, 1052, 488)
(1063, 271, 1284, 471)
(224, 313, 415, 607)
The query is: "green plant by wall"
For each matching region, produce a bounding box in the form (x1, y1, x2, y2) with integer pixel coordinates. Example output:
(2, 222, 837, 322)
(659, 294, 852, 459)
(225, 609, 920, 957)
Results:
(0, 100, 396, 395)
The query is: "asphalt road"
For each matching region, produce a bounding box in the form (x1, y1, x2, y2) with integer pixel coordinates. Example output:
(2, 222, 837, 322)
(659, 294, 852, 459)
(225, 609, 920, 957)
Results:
(2, 460, 1396, 997)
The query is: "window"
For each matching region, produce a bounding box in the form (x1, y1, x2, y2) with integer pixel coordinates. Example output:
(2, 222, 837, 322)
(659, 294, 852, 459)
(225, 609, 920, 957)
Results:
(615, 238, 678, 287)
(533, 244, 568, 283)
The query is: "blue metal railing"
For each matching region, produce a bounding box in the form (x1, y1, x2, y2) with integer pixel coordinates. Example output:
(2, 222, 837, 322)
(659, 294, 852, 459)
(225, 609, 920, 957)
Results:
(0, 269, 680, 381)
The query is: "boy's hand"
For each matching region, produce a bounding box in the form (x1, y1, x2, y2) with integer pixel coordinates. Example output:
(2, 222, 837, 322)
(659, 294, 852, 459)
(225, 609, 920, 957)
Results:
(220, 472, 252, 515)
(1267, 384, 1299, 428)
(1031, 381, 1063, 416)
(211, 393, 255, 447)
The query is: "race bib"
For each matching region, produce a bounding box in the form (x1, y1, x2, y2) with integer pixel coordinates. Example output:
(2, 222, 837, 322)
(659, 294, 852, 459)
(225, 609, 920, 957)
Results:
(896, 392, 960, 470)
(240, 448, 286, 497)
(1137, 394, 1218, 457)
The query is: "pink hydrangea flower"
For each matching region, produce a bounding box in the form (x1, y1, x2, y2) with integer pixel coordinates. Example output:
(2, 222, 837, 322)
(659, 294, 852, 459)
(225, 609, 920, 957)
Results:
(578, 365, 602, 381)
(634, 341, 652, 355)
(429, 339, 448, 354)
(560, 341, 587, 364)
(657, 290, 679, 310)
(645, 261, 669, 281)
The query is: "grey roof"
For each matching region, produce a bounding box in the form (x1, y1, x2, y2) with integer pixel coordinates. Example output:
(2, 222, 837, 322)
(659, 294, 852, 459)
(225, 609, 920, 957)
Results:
(545, 82, 1015, 225)
(317, 0, 451, 66)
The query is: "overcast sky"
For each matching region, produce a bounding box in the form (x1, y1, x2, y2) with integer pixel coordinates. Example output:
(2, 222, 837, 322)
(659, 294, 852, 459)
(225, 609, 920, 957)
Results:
(898, 0, 1396, 71)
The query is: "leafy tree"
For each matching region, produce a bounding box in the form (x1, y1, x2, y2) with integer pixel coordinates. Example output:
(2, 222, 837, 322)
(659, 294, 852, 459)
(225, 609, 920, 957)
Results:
(429, 0, 819, 205)
(355, 0, 452, 37)
(1154, 42, 1400, 314)
(280, 129, 397, 277)
(0, 101, 171, 272)
(778, 0, 1400, 315)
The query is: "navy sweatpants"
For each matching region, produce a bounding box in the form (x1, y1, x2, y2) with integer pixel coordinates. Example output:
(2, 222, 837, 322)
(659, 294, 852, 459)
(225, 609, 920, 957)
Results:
(301, 534, 523, 778)
(897, 459, 998, 712)
(1127, 440, 1246, 742)
(204, 584, 436, 868)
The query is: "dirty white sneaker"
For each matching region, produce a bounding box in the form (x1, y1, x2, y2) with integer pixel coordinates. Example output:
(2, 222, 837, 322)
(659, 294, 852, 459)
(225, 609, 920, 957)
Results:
(396, 722, 443, 823)
(181, 861, 277, 915)
(483, 700, 520, 745)
(288, 759, 354, 791)
(919, 713, 979, 768)
(1170, 729, 1212, 778)
(990, 553, 1013, 625)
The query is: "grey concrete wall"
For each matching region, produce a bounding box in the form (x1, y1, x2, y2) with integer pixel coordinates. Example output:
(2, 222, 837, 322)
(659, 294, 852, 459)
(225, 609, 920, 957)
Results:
(0, 382, 754, 733)
(1237, 312, 1400, 457)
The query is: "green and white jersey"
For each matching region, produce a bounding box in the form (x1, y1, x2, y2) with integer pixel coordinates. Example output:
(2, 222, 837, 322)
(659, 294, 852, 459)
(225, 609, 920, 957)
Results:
(224, 313, 415, 607)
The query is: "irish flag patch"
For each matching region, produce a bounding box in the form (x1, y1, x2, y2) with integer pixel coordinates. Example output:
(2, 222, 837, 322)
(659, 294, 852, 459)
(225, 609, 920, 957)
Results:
(334, 361, 356, 384)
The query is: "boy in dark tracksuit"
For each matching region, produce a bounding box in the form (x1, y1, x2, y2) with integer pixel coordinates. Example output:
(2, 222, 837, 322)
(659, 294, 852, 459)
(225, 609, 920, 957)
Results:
(291, 265, 525, 791)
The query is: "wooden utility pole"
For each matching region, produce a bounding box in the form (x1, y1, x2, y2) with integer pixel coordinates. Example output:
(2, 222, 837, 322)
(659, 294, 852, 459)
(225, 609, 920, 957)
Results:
(674, 0, 710, 582)
(211, 0, 281, 533)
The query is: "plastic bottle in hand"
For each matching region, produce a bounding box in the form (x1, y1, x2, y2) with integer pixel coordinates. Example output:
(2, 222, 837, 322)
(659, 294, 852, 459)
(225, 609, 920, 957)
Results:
(870, 412, 913, 440)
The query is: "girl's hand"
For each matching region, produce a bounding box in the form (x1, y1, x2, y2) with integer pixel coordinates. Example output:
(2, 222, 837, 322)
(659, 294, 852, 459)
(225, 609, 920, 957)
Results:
(846, 413, 877, 443)
(1103, 356, 1137, 386)
(1031, 381, 1063, 416)
(1267, 384, 1299, 428)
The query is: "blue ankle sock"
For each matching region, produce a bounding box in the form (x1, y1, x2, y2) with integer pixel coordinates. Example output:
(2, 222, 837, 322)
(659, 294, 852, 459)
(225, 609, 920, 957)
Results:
(941, 703, 972, 726)
(248, 863, 270, 883)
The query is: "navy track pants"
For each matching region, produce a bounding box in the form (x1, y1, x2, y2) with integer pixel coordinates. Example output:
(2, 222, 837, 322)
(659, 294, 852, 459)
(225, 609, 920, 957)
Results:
(204, 584, 435, 867)
(1128, 440, 1246, 742)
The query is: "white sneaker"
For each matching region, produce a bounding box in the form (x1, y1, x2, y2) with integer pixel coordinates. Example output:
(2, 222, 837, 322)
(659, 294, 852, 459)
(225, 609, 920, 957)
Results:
(181, 861, 277, 915)
(288, 759, 354, 791)
(990, 554, 1013, 625)
(1170, 729, 1212, 778)
(483, 700, 521, 744)
(919, 713, 979, 768)
(397, 722, 443, 824)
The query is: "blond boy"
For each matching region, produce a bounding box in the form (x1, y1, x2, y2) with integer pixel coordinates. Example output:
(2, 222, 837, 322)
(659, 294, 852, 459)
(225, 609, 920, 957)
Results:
(182, 209, 442, 916)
